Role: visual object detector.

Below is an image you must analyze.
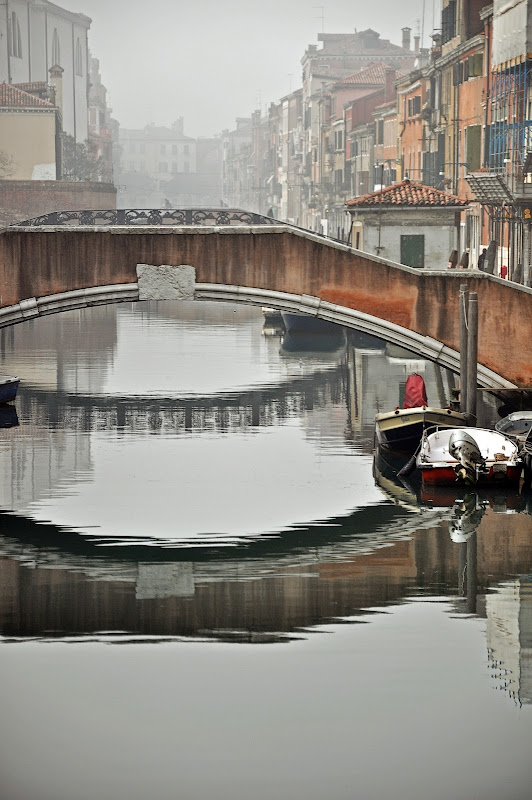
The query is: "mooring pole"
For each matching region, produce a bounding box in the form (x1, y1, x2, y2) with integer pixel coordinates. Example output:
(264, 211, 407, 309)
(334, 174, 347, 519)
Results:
(459, 284, 469, 413)
(466, 291, 478, 422)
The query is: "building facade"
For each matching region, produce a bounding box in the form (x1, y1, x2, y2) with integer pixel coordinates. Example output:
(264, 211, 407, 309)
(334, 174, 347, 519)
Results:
(0, 0, 90, 142)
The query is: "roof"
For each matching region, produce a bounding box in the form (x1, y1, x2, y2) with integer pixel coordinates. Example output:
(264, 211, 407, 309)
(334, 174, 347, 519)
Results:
(0, 83, 54, 108)
(338, 62, 402, 87)
(346, 179, 468, 208)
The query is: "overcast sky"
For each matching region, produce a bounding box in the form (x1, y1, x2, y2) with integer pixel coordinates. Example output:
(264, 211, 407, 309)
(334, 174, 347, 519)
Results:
(62, 0, 441, 138)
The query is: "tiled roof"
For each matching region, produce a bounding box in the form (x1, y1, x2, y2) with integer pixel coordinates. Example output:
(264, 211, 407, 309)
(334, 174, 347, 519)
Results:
(338, 62, 403, 86)
(346, 179, 468, 208)
(0, 83, 54, 108)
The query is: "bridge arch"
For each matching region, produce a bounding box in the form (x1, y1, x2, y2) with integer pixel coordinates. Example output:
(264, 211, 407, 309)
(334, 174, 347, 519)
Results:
(0, 275, 515, 390)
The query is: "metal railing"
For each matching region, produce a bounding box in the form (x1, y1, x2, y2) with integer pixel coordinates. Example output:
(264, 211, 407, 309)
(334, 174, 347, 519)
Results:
(13, 208, 280, 227)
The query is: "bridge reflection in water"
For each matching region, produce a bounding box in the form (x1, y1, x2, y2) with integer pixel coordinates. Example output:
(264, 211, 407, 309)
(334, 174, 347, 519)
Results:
(1, 499, 532, 702)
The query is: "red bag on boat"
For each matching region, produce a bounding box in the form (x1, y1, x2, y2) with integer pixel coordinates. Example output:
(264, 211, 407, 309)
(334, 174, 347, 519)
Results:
(403, 373, 428, 409)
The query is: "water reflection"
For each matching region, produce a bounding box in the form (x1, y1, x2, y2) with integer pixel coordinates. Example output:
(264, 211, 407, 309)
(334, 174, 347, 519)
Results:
(1, 303, 531, 679)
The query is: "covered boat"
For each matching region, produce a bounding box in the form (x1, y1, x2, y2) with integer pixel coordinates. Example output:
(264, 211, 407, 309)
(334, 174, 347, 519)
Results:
(0, 375, 20, 404)
(374, 373, 468, 454)
(416, 427, 522, 486)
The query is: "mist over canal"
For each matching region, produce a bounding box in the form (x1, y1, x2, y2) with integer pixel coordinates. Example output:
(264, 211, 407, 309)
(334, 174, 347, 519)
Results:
(1, 301, 531, 800)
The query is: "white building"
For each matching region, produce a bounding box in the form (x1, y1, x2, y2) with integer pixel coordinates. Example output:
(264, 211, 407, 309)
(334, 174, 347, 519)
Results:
(346, 179, 468, 269)
(0, 0, 90, 142)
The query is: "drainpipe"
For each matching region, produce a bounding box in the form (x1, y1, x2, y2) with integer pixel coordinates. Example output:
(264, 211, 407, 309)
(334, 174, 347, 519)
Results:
(3, 1, 12, 83)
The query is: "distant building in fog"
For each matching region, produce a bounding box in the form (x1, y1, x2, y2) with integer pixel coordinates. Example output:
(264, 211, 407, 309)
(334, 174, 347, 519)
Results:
(118, 119, 222, 208)
(88, 56, 118, 183)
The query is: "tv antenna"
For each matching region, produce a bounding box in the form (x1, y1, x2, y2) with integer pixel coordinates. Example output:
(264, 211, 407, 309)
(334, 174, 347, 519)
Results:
(313, 5, 325, 33)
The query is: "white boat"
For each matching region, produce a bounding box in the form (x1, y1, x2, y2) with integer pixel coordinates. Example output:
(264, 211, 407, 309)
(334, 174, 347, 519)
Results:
(416, 427, 522, 486)
(495, 411, 532, 444)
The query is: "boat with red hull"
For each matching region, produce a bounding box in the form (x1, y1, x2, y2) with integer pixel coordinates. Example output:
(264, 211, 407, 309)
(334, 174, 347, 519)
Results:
(416, 427, 522, 486)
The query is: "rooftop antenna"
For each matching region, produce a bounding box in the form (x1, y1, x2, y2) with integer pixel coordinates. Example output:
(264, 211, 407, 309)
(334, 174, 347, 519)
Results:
(313, 5, 325, 33)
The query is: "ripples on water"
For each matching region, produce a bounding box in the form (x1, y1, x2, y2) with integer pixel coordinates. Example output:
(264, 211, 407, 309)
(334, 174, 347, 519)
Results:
(0, 302, 531, 800)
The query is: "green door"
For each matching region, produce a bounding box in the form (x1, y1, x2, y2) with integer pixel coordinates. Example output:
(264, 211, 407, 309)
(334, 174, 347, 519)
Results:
(400, 234, 425, 269)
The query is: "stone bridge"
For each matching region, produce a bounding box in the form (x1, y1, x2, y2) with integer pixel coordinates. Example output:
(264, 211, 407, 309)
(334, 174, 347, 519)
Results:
(1, 212, 531, 388)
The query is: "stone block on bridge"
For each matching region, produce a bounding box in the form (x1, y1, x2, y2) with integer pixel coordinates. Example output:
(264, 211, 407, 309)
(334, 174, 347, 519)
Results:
(136, 264, 196, 301)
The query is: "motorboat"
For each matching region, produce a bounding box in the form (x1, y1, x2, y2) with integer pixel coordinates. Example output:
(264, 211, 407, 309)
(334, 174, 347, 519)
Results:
(495, 411, 532, 444)
(416, 427, 522, 486)
(0, 375, 20, 404)
(374, 372, 468, 454)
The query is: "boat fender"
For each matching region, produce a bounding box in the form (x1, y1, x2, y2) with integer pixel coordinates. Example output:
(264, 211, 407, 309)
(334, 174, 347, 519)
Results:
(398, 453, 417, 478)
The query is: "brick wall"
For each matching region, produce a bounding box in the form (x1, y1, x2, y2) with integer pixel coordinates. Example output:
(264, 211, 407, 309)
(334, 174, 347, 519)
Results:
(0, 180, 117, 226)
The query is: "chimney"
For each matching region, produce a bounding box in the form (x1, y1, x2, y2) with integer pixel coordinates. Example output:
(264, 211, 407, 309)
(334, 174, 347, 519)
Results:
(384, 67, 396, 102)
(402, 27, 411, 51)
(49, 64, 64, 117)
(414, 35, 420, 53)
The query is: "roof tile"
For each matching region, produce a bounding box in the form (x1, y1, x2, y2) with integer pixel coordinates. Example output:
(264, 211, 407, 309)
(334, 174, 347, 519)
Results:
(0, 83, 54, 108)
(346, 179, 468, 208)
(338, 62, 403, 86)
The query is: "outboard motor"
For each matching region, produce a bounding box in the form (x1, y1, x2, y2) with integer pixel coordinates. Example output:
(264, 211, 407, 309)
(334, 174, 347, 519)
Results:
(449, 429, 487, 484)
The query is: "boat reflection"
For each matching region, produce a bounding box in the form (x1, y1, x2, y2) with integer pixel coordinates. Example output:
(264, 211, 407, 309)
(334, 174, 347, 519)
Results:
(0, 404, 18, 429)
(280, 329, 347, 359)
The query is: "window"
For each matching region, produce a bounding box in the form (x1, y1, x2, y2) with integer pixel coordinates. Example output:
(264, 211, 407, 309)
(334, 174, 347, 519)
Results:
(466, 52, 483, 79)
(376, 120, 384, 145)
(184, 162, 190, 173)
(172, 162, 177, 173)
(52, 28, 61, 66)
(129, 141, 136, 152)
(9, 11, 22, 58)
(75, 38, 83, 76)
(442, 0, 457, 45)
(161, 144, 166, 154)
(140, 143, 146, 154)
(466, 125, 481, 171)
(408, 96, 422, 116)
(400, 235, 425, 268)
(172, 144, 178, 155)
(159, 162, 168, 172)
(184, 144, 189, 156)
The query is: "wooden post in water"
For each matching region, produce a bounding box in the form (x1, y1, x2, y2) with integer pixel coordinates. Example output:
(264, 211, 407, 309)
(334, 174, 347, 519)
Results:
(466, 292, 478, 422)
(459, 284, 469, 413)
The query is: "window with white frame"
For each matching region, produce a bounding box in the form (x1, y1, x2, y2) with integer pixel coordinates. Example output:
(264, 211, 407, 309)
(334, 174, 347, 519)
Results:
(9, 11, 22, 58)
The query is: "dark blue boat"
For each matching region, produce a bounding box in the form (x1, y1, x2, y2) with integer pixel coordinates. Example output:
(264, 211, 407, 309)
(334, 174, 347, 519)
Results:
(0, 375, 20, 404)
(280, 311, 340, 335)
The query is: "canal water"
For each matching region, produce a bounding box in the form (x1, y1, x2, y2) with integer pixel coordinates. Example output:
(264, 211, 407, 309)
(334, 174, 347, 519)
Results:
(0, 302, 531, 800)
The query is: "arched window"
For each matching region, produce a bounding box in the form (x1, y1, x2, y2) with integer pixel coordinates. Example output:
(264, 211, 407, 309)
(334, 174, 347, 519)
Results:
(75, 38, 83, 76)
(52, 28, 61, 67)
(9, 11, 22, 58)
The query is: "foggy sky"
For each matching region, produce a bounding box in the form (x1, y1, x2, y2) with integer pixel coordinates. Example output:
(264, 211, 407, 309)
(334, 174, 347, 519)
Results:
(62, 0, 441, 138)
